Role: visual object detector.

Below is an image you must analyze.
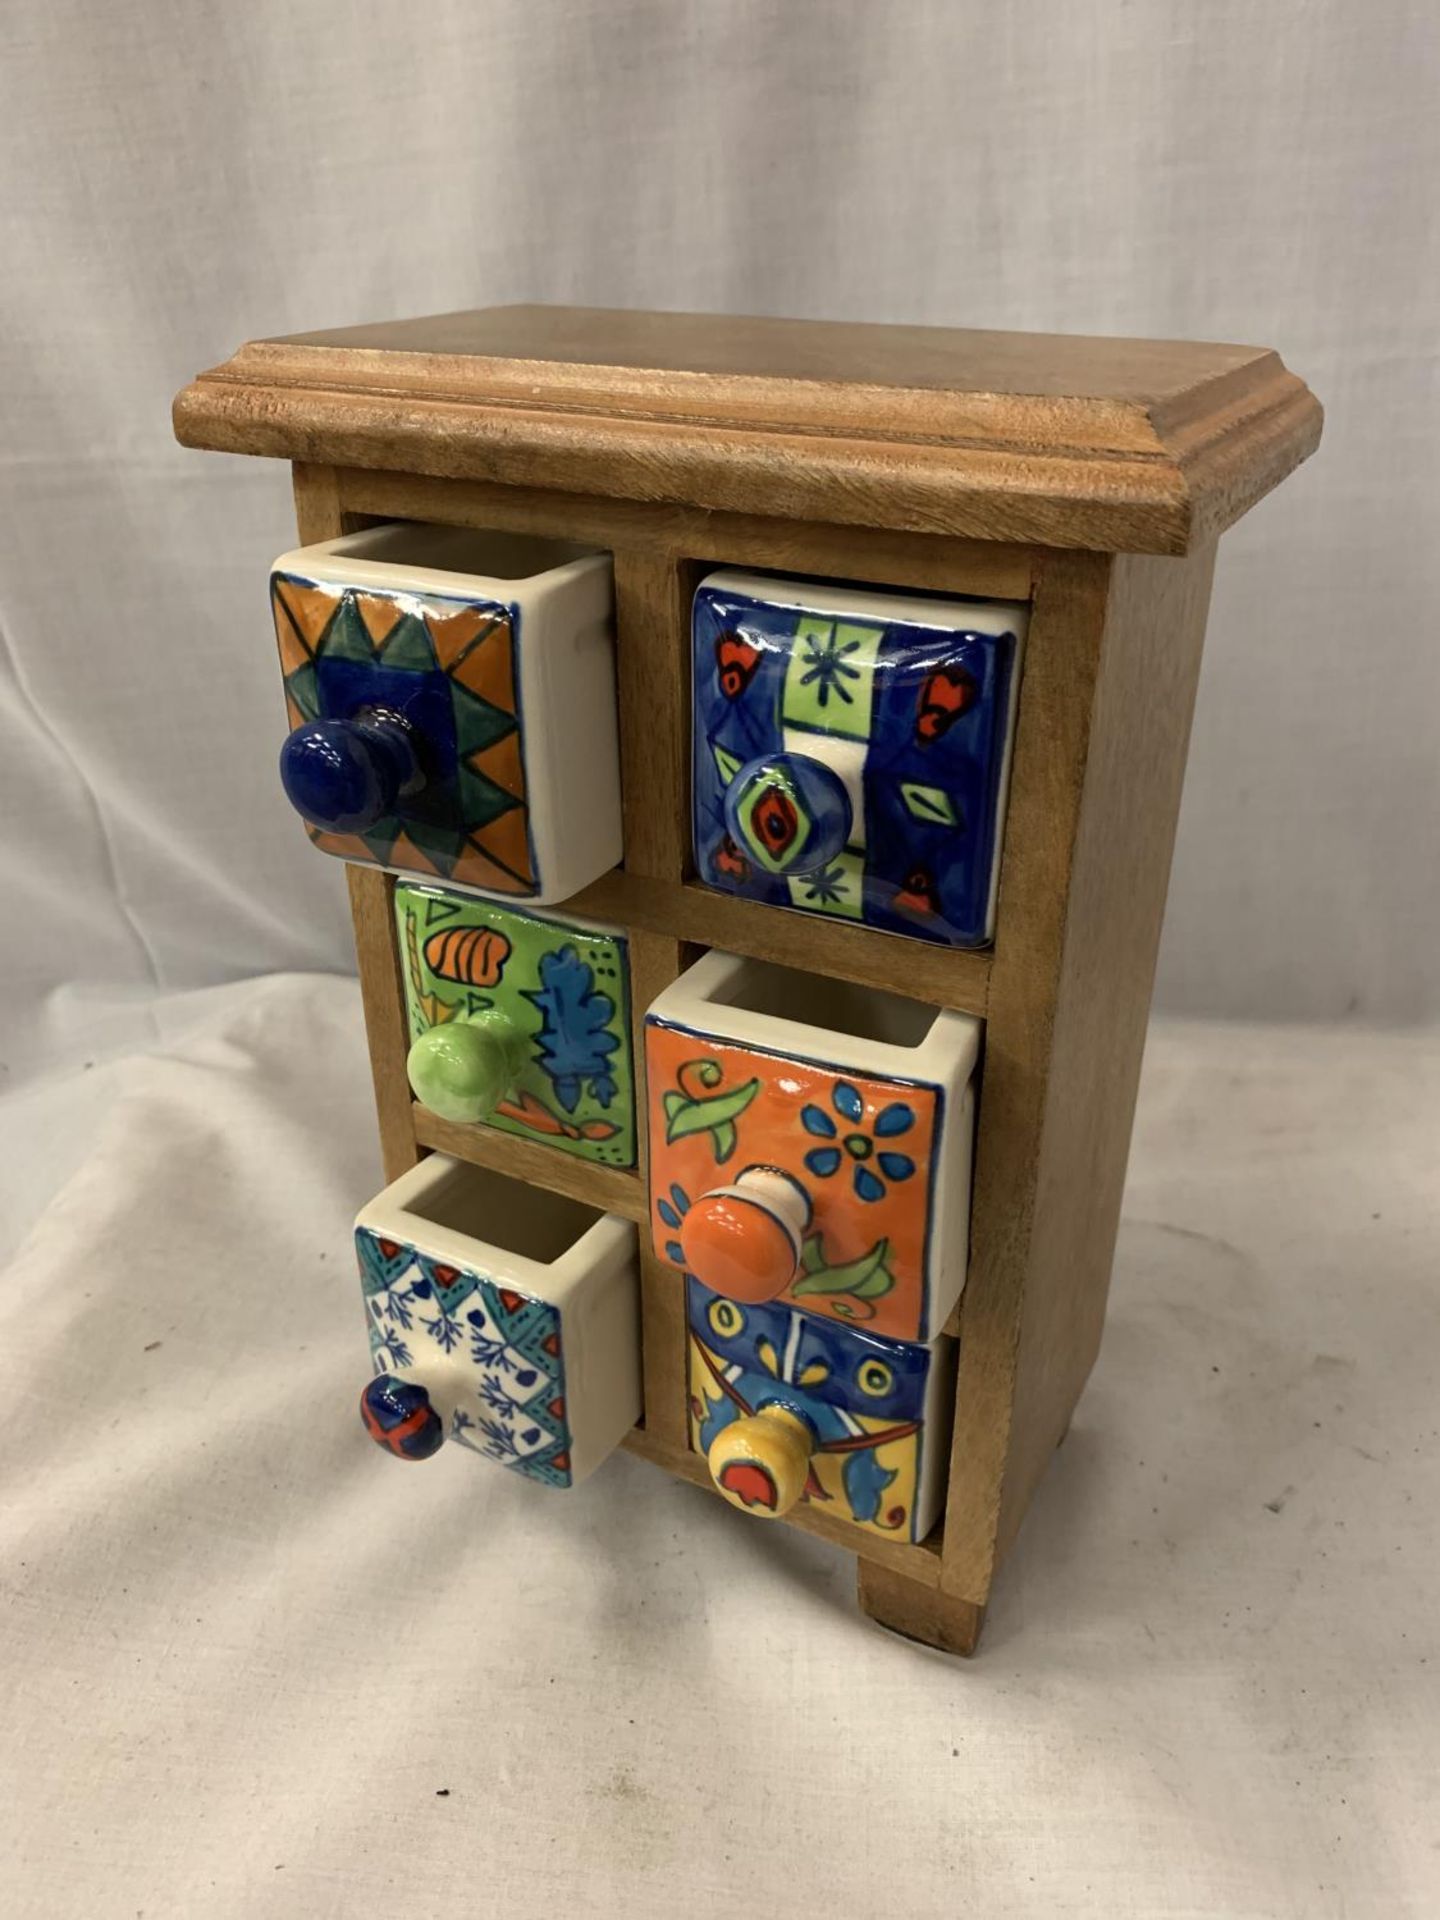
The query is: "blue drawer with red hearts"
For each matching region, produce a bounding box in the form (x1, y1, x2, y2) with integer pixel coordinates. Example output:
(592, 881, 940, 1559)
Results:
(686, 1277, 956, 1543)
(692, 570, 1028, 948)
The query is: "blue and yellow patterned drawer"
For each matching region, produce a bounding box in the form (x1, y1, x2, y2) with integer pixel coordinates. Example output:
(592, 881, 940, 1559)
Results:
(692, 570, 1027, 948)
(687, 1277, 955, 1543)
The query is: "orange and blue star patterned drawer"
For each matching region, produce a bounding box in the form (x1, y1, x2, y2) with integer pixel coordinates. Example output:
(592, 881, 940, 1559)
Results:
(273, 571, 537, 895)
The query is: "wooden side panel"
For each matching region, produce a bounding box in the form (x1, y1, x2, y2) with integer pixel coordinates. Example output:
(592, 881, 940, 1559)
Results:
(939, 544, 1216, 1605)
(992, 543, 1217, 1565)
(939, 550, 1113, 1603)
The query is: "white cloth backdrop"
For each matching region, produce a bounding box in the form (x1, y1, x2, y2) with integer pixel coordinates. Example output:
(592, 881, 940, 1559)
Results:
(1, 0, 1437, 1082)
(2, 3, 1438, 1915)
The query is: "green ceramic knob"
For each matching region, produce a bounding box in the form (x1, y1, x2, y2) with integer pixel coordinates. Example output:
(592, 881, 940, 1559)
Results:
(406, 1011, 528, 1124)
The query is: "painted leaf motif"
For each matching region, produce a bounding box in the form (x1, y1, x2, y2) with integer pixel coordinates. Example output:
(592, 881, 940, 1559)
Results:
(712, 742, 743, 785)
(528, 945, 619, 1112)
(791, 1237, 896, 1302)
(899, 781, 959, 827)
(662, 1076, 760, 1146)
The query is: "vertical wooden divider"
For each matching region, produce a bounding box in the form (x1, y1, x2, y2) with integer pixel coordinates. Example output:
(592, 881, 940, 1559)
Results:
(612, 549, 695, 1451)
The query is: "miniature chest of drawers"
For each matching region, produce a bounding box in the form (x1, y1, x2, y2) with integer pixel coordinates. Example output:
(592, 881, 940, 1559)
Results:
(175, 305, 1321, 1653)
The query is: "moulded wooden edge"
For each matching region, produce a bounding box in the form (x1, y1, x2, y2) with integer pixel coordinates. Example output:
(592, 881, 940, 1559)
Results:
(174, 319, 1322, 555)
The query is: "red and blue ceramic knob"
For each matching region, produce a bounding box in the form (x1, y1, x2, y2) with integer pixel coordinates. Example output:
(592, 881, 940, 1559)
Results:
(360, 1373, 445, 1461)
(723, 752, 852, 878)
(678, 1167, 812, 1304)
(279, 708, 421, 833)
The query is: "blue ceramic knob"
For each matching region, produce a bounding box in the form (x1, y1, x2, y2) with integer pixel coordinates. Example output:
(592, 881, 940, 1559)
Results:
(279, 710, 420, 833)
(360, 1374, 445, 1461)
(723, 752, 852, 878)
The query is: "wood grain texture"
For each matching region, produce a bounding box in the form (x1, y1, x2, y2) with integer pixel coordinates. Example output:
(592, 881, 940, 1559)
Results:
(411, 1105, 644, 1219)
(990, 543, 1218, 1569)
(566, 872, 992, 1016)
(347, 867, 423, 1183)
(335, 468, 1036, 601)
(938, 544, 1217, 1605)
(175, 305, 1322, 555)
(856, 1561, 984, 1655)
(938, 550, 1112, 1601)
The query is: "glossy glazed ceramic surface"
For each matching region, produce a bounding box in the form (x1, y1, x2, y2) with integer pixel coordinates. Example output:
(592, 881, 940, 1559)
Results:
(271, 523, 621, 903)
(686, 1278, 954, 1542)
(646, 949, 980, 1343)
(397, 884, 636, 1167)
(356, 1154, 641, 1488)
(692, 570, 1027, 947)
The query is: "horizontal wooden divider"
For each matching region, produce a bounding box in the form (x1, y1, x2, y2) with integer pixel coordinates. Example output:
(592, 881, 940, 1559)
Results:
(412, 1104, 647, 1221)
(336, 468, 1038, 602)
(567, 871, 992, 1016)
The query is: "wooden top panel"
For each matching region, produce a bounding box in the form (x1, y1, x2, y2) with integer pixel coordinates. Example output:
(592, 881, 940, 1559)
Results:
(174, 304, 1321, 553)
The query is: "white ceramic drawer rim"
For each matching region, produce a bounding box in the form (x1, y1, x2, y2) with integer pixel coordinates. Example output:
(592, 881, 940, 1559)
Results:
(645, 946, 980, 1086)
(271, 535, 609, 602)
(698, 565, 1029, 630)
(359, 1155, 631, 1307)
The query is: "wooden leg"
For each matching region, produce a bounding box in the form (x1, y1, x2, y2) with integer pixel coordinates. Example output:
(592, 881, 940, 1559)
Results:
(857, 1561, 986, 1656)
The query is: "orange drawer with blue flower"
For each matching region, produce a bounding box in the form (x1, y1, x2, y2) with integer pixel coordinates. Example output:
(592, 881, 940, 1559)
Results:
(645, 949, 979, 1346)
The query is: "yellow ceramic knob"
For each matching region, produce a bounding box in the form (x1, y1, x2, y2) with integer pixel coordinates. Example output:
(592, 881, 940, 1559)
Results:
(707, 1406, 814, 1518)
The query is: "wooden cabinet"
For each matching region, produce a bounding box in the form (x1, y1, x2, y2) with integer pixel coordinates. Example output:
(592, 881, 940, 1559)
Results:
(175, 304, 1320, 1652)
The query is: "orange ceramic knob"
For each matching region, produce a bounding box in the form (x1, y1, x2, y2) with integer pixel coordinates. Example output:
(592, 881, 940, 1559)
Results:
(678, 1167, 811, 1303)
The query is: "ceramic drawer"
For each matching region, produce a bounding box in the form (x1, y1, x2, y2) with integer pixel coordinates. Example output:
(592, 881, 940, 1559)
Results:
(270, 521, 621, 902)
(356, 1154, 640, 1486)
(687, 1279, 955, 1542)
(692, 569, 1027, 948)
(645, 948, 980, 1344)
(396, 883, 636, 1169)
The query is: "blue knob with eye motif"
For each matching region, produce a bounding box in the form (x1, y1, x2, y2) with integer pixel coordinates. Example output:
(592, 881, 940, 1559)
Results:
(279, 711, 420, 833)
(723, 752, 852, 878)
(360, 1374, 445, 1460)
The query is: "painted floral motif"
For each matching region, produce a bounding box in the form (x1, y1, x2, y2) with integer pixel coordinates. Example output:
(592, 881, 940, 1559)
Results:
(656, 1177, 899, 1322)
(800, 1083, 917, 1202)
(646, 1019, 940, 1342)
(796, 626, 864, 709)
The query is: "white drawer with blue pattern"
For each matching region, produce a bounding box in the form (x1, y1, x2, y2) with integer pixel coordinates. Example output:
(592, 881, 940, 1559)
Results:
(355, 1154, 640, 1487)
